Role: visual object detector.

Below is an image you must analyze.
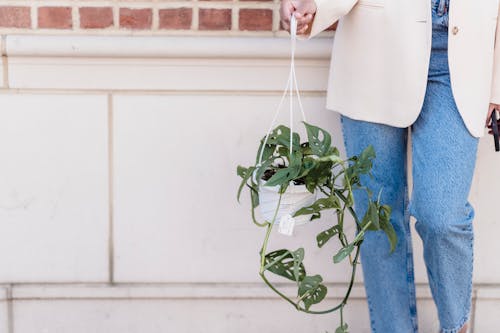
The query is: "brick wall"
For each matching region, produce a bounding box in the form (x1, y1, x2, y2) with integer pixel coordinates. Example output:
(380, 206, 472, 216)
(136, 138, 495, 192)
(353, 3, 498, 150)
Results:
(0, 1, 336, 35)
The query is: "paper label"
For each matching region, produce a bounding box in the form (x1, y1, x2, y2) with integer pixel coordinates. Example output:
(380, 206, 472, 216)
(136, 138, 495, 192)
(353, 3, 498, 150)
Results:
(278, 213, 295, 236)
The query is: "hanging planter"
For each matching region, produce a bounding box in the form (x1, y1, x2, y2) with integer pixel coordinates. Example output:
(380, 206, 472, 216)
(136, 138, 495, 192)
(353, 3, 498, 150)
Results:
(235, 14, 398, 333)
(236, 63, 400, 331)
(236, 120, 398, 333)
(258, 175, 318, 227)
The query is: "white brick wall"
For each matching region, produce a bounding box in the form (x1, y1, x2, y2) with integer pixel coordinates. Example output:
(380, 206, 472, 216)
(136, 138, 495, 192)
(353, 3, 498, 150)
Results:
(0, 34, 498, 332)
(0, 94, 109, 283)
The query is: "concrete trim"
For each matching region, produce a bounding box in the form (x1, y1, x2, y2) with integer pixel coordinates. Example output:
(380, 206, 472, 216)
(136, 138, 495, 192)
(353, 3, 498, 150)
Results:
(9, 283, 390, 300)
(4, 35, 332, 59)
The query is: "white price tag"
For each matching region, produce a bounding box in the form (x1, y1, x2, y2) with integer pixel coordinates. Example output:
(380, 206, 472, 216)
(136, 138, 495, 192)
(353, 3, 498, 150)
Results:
(278, 213, 295, 236)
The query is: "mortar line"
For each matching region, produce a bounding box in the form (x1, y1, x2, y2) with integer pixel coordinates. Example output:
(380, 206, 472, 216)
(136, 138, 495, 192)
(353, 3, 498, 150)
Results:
(152, 7, 159, 31)
(231, 3, 238, 32)
(107, 93, 115, 285)
(470, 288, 478, 333)
(5, 281, 500, 287)
(6, 285, 13, 333)
(1, 35, 9, 89)
(0, 87, 327, 96)
(31, 5, 37, 30)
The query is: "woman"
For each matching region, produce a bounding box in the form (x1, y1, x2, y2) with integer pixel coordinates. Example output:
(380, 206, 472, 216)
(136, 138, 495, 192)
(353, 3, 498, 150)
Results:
(279, 0, 500, 332)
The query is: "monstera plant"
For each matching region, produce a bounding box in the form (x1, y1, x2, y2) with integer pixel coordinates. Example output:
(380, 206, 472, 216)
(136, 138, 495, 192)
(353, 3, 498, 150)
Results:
(236, 121, 397, 333)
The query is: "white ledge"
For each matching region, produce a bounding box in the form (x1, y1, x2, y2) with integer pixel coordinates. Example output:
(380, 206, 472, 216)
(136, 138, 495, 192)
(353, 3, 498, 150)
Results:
(6, 283, 500, 300)
(4, 35, 333, 59)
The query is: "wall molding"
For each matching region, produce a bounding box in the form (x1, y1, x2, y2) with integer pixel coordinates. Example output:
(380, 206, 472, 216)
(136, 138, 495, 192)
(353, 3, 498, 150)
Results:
(4, 35, 332, 59)
(0, 283, 497, 301)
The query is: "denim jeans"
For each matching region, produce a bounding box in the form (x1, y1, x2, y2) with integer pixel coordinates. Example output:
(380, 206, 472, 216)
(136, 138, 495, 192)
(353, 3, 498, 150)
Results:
(339, 0, 478, 332)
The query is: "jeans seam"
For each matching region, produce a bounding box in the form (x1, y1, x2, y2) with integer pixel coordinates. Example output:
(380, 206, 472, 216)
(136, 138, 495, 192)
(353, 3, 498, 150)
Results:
(366, 292, 377, 332)
(404, 129, 418, 333)
(439, 210, 474, 333)
(440, 309, 471, 333)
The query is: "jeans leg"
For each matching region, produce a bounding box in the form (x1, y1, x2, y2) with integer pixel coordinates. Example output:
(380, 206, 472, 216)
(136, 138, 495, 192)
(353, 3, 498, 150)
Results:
(340, 115, 418, 333)
(409, 24, 479, 333)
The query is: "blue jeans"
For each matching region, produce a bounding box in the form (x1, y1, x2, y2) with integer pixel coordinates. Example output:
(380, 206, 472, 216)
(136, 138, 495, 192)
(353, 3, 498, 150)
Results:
(340, 0, 478, 332)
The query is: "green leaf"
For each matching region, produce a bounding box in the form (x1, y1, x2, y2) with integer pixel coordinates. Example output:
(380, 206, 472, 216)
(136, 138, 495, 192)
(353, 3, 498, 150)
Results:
(263, 125, 301, 152)
(264, 249, 306, 282)
(333, 243, 355, 264)
(357, 145, 375, 173)
(379, 205, 397, 253)
(304, 160, 334, 192)
(249, 185, 259, 208)
(361, 201, 380, 230)
(302, 121, 332, 156)
(345, 145, 376, 184)
(263, 150, 302, 187)
(293, 196, 341, 221)
(316, 225, 341, 248)
(296, 156, 317, 180)
(345, 190, 354, 208)
(255, 137, 276, 165)
(327, 146, 340, 156)
(264, 167, 293, 187)
(335, 323, 349, 333)
(289, 149, 303, 169)
(277, 146, 290, 157)
(236, 165, 256, 203)
(291, 248, 305, 284)
(236, 165, 248, 178)
(351, 229, 365, 246)
(298, 275, 327, 310)
(300, 142, 314, 156)
(255, 125, 300, 164)
(254, 158, 275, 184)
(317, 154, 344, 164)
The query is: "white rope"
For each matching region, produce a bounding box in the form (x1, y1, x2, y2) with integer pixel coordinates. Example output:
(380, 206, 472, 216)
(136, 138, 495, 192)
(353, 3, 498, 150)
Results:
(255, 13, 307, 176)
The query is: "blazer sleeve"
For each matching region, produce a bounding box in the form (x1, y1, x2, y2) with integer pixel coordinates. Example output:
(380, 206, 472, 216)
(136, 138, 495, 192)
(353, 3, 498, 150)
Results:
(491, 4, 500, 104)
(296, 0, 358, 40)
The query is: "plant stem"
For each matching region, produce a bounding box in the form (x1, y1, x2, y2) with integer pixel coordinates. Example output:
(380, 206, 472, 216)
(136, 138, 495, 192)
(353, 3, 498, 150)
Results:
(259, 190, 282, 270)
(340, 303, 344, 326)
(335, 189, 362, 228)
(251, 203, 267, 227)
(257, 182, 370, 316)
(257, 191, 307, 309)
(249, 184, 267, 227)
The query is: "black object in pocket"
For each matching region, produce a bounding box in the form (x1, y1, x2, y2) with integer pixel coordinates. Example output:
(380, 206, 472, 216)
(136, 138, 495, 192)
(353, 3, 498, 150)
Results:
(491, 108, 499, 152)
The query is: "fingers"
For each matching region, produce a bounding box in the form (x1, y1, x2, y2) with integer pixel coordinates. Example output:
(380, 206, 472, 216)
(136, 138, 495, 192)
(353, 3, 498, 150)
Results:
(486, 103, 500, 127)
(485, 104, 495, 127)
(279, 0, 294, 32)
(297, 23, 309, 34)
(296, 13, 313, 34)
(293, 0, 316, 15)
(486, 103, 500, 136)
(296, 13, 313, 25)
(280, 0, 314, 33)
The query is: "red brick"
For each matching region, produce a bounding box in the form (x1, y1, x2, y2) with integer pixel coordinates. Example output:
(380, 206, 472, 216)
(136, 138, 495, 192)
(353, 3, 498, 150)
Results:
(159, 8, 192, 30)
(79, 7, 113, 29)
(0, 6, 31, 28)
(239, 9, 272, 31)
(119, 8, 152, 30)
(38, 7, 72, 29)
(199, 8, 231, 30)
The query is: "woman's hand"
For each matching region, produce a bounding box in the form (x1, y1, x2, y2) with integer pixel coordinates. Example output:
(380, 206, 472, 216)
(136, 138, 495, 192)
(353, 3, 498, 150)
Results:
(279, 0, 317, 35)
(486, 103, 500, 134)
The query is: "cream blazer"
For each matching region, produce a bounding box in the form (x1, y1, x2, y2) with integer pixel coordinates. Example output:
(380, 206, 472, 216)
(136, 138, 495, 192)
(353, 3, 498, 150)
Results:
(299, 0, 500, 138)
